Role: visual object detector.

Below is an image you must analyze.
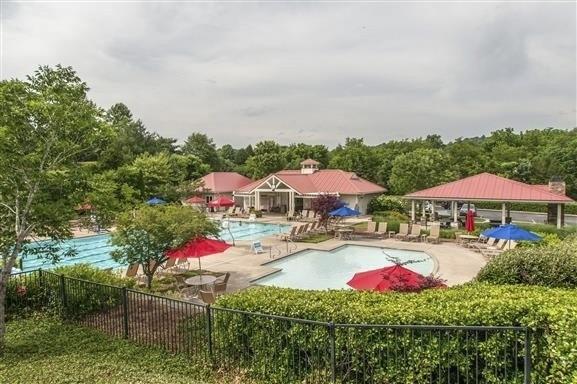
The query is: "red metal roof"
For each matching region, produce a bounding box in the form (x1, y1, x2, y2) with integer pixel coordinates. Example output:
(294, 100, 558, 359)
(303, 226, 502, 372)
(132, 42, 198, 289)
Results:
(199, 172, 253, 194)
(236, 169, 386, 195)
(405, 173, 573, 203)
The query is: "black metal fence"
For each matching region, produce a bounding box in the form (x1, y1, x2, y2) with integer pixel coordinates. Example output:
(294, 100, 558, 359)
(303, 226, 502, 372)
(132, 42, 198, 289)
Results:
(6, 269, 533, 384)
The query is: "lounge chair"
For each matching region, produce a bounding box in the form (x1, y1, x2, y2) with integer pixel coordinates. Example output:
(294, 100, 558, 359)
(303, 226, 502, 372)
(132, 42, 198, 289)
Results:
(158, 258, 177, 273)
(226, 206, 235, 215)
(248, 213, 257, 222)
(407, 224, 422, 241)
(471, 237, 497, 251)
(395, 223, 410, 240)
(199, 289, 216, 304)
(300, 210, 310, 221)
(376, 222, 388, 238)
(124, 263, 140, 278)
(427, 224, 440, 243)
(278, 225, 298, 241)
(296, 223, 311, 240)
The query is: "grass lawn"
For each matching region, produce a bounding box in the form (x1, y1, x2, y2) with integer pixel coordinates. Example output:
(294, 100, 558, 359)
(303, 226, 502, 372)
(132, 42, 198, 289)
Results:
(299, 233, 333, 243)
(1, 317, 241, 384)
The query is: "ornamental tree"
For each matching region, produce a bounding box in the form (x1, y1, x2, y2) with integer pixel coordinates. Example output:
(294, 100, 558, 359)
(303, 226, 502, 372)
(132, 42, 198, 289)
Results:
(0, 65, 107, 353)
(311, 194, 341, 231)
(110, 205, 219, 289)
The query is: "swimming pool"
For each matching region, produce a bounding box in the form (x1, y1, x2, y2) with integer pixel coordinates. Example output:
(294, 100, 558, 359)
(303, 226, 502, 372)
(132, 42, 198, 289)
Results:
(254, 245, 435, 290)
(21, 221, 289, 272)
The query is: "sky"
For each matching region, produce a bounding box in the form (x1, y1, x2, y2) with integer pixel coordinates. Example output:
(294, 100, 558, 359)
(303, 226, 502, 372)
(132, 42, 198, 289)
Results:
(1, 1, 576, 148)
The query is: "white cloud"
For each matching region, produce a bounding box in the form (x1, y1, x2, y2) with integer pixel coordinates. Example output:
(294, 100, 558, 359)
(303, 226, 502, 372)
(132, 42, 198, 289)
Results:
(2, 2, 575, 147)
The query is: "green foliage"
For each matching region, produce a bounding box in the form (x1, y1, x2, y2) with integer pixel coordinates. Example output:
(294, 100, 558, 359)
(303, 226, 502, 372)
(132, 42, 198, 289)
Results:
(389, 148, 457, 195)
(367, 195, 407, 214)
(111, 205, 219, 288)
(53, 264, 134, 288)
(244, 141, 287, 179)
(1, 317, 217, 384)
(217, 284, 577, 383)
(372, 211, 409, 233)
(181, 133, 221, 171)
(329, 138, 380, 181)
(476, 235, 577, 288)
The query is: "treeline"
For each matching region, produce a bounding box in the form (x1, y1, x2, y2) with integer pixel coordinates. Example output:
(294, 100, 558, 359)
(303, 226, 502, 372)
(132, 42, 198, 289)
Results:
(91, 101, 577, 199)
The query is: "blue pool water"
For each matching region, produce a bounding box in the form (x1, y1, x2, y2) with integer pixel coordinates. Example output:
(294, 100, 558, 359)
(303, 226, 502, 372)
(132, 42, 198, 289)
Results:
(254, 245, 435, 290)
(21, 221, 290, 272)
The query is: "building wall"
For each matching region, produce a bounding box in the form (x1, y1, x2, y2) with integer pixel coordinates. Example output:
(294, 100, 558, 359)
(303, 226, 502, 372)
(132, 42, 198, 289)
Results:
(340, 194, 380, 214)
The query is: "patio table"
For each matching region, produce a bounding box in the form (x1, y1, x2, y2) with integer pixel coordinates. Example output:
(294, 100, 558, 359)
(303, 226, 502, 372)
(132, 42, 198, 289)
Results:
(335, 228, 354, 240)
(185, 275, 217, 296)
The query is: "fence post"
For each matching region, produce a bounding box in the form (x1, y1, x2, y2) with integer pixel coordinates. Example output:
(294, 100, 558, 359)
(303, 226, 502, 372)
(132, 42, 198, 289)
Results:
(328, 322, 336, 383)
(206, 304, 213, 360)
(524, 328, 532, 384)
(121, 287, 129, 339)
(59, 274, 67, 319)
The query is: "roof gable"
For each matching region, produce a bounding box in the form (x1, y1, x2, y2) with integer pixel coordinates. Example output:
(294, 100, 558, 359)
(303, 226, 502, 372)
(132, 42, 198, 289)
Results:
(405, 173, 573, 203)
(199, 172, 253, 193)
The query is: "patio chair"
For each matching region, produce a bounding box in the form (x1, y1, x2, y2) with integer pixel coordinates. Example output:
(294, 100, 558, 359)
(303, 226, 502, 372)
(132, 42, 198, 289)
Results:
(174, 275, 195, 299)
(226, 206, 235, 215)
(407, 224, 422, 241)
(215, 272, 230, 284)
(124, 263, 140, 278)
(213, 281, 228, 296)
(251, 241, 265, 254)
(199, 289, 216, 304)
(427, 224, 441, 243)
(376, 222, 388, 238)
(395, 223, 410, 240)
(158, 258, 177, 273)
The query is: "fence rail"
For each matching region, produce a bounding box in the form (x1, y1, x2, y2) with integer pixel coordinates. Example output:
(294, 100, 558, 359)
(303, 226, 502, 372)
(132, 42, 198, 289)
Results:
(6, 269, 533, 384)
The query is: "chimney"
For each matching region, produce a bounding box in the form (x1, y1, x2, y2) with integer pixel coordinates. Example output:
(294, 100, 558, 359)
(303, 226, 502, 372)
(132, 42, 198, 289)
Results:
(548, 176, 566, 196)
(300, 159, 319, 175)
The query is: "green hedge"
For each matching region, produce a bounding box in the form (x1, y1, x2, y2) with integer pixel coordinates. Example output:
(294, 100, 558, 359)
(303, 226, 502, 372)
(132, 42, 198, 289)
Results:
(476, 235, 577, 288)
(367, 195, 408, 214)
(217, 285, 577, 384)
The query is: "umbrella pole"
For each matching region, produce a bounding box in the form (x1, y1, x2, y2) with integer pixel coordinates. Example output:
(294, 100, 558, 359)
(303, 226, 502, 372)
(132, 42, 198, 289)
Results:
(198, 258, 202, 275)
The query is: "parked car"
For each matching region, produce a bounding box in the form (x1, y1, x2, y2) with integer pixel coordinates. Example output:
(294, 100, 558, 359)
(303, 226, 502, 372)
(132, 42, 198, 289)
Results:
(433, 205, 451, 218)
(459, 203, 477, 216)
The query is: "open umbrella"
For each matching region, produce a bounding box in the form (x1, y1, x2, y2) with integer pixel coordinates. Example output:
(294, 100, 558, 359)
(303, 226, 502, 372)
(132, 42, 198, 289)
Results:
(166, 237, 231, 273)
(347, 265, 426, 292)
(486, 224, 541, 242)
(329, 206, 361, 217)
(185, 196, 205, 205)
(146, 197, 166, 205)
(465, 209, 475, 233)
(207, 196, 235, 208)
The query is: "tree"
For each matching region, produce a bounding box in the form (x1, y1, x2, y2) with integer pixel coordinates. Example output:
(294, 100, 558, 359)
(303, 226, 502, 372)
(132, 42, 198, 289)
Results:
(283, 143, 329, 169)
(311, 194, 340, 231)
(329, 138, 380, 182)
(388, 149, 457, 195)
(110, 205, 219, 288)
(244, 141, 286, 179)
(0, 65, 107, 353)
(181, 133, 221, 171)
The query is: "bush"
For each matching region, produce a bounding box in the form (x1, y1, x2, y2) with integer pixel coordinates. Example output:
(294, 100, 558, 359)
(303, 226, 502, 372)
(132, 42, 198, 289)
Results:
(367, 195, 407, 214)
(53, 263, 135, 288)
(5, 272, 47, 320)
(476, 235, 577, 288)
(217, 285, 577, 384)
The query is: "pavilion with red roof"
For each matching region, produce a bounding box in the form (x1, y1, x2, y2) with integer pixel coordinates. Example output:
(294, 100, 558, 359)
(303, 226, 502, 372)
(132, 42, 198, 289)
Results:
(234, 159, 386, 214)
(197, 172, 253, 205)
(404, 173, 573, 228)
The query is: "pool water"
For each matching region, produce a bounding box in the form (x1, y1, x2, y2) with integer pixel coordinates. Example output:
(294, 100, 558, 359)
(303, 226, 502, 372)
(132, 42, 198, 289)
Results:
(255, 245, 435, 290)
(21, 221, 290, 272)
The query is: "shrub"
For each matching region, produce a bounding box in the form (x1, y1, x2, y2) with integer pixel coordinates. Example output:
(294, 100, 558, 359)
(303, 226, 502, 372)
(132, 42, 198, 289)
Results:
(367, 195, 407, 214)
(53, 263, 135, 288)
(476, 235, 577, 288)
(217, 285, 577, 384)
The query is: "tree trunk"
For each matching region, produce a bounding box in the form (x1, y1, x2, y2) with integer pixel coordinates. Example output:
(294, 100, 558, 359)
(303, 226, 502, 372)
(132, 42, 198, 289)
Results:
(145, 273, 153, 289)
(0, 248, 18, 356)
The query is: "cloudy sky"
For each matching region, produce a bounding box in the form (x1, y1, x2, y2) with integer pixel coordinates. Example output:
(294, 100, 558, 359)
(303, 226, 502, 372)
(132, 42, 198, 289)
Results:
(1, 1, 576, 147)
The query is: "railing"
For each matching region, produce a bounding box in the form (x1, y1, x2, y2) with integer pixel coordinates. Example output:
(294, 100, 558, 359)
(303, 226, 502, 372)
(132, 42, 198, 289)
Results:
(6, 270, 534, 384)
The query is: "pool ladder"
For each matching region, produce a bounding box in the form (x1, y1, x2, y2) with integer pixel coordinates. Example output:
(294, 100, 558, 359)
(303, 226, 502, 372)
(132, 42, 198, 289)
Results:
(269, 240, 298, 259)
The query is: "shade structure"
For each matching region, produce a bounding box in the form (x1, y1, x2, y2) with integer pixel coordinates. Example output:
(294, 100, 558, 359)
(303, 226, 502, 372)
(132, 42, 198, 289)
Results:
(485, 224, 541, 242)
(347, 265, 426, 292)
(166, 237, 231, 272)
(329, 206, 361, 217)
(465, 210, 475, 233)
(146, 197, 166, 205)
(186, 196, 205, 204)
(207, 196, 235, 208)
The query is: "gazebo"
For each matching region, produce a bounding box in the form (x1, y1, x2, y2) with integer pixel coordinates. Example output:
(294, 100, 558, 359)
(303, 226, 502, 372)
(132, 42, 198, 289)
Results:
(404, 173, 573, 229)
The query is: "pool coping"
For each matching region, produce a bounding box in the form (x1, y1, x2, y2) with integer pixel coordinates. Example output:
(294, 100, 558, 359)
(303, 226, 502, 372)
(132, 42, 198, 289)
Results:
(249, 241, 440, 286)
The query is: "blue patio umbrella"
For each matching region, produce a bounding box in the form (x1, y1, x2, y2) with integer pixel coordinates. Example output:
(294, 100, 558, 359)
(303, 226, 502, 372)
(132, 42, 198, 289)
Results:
(483, 224, 541, 242)
(329, 206, 361, 217)
(146, 197, 166, 205)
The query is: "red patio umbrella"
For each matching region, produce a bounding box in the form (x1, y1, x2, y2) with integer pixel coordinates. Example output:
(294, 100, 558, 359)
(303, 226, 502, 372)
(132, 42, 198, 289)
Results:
(207, 196, 235, 208)
(465, 209, 475, 233)
(185, 196, 205, 204)
(166, 237, 231, 273)
(347, 265, 426, 292)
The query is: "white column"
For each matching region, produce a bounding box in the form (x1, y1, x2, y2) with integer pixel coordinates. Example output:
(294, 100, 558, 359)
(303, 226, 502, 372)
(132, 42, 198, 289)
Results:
(431, 201, 436, 217)
(411, 200, 416, 222)
(255, 191, 260, 210)
(289, 191, 294, 213)
(422, 202, 426, 218)
(501, 203, 506, 225)
(453, 201, 458, 223)
(557, 204, 562, 229)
